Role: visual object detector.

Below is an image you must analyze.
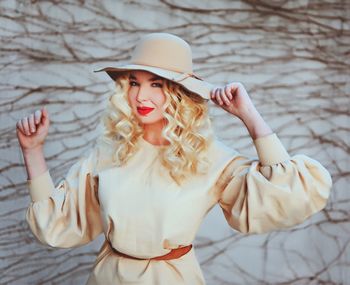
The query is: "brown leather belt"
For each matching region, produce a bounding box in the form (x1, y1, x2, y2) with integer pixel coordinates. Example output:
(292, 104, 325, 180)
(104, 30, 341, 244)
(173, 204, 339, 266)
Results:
(110, 243, 193, 261)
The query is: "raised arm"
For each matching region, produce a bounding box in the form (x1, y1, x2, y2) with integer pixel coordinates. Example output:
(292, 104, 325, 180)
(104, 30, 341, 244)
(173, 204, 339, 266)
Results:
(17, 107, 103, 247)
(210, 83, 332, 234)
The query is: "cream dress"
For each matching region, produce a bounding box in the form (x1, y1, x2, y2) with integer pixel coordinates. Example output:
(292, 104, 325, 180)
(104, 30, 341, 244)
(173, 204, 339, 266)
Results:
(25, 133, 332, 284)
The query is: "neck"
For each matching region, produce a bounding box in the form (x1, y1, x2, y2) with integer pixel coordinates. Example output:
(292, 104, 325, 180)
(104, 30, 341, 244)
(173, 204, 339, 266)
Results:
(142, 120, 170, 146)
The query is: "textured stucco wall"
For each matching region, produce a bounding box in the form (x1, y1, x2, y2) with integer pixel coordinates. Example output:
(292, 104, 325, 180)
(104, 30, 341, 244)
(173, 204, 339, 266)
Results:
(1, 0, 349, 284)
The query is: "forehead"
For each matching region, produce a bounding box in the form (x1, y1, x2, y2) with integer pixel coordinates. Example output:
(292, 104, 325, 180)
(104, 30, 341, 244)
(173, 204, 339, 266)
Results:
(129, 70, 163, 81)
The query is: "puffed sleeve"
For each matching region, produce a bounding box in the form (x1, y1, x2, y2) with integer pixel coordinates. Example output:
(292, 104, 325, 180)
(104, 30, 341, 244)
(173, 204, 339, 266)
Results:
(25, 146, 103, 248)
(216, 133, 333, 234)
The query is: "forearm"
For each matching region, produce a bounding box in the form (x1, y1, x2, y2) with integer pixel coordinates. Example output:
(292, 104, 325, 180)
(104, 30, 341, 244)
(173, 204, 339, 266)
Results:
(22, 146, 48, 180)
(239, 107, 273, 140)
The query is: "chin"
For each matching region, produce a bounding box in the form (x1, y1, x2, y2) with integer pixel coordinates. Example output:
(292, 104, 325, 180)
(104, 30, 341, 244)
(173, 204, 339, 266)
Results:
(139, 118, 164, 124)
(136, 115, 164, 124)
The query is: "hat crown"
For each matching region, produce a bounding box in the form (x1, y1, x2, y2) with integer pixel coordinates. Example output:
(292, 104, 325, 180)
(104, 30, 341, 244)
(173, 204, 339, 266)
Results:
(130, 33, 193, 74)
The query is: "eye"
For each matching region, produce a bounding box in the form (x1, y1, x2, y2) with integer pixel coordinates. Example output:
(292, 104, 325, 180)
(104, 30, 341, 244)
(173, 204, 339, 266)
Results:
(129, 81, 138, 86)
(152, 82, 163, 88)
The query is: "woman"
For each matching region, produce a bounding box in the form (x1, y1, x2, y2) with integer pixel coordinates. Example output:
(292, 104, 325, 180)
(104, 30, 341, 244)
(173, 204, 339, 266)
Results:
(17, 33, 332, 285)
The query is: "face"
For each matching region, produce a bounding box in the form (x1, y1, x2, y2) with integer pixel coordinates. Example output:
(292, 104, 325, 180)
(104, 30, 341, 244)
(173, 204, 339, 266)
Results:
(127, 70, 167, 126)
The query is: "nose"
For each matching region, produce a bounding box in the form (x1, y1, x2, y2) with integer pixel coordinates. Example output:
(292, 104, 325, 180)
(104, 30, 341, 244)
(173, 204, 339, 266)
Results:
(136, 85, 151, 102)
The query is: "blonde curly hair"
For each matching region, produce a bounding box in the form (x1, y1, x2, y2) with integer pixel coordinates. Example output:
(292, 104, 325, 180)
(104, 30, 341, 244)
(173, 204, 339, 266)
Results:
(98, 72, 214, 186)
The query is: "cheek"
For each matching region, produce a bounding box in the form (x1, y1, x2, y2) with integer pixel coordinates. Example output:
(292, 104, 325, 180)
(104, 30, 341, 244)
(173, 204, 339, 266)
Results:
(155, 92, 166, 107)
(127, 91, 136, 105)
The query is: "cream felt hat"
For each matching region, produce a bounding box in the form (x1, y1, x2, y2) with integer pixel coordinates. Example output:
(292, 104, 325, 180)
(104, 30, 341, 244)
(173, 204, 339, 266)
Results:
(94, 33, 214, 100)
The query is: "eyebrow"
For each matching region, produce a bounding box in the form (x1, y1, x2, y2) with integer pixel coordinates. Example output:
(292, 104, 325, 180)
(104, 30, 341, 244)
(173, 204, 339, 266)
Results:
(129, 74, 163, 82)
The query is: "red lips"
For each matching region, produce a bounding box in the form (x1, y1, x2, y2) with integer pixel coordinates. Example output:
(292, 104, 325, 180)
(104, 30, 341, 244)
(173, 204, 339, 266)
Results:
(137, 107, 154, 115)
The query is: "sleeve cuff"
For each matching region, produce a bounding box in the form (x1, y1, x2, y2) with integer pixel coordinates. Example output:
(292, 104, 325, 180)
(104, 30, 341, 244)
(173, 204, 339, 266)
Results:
(253, 133, 291, 166)
(27, 170, 56, 202)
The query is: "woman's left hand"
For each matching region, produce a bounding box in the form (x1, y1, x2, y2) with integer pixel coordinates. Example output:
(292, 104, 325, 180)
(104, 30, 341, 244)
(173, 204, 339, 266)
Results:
(210, 82, 257, 120)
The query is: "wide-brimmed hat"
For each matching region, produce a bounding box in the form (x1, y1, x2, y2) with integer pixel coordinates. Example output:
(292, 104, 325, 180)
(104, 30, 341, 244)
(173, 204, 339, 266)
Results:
(94, 33, 214, 100)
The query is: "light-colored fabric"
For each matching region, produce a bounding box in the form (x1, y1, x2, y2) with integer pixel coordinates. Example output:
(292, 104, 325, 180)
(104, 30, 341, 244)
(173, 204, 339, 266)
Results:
(25, 133, 332, 284)
(25, 147, 104, 248)
(27, 169, 55, 202)
(215, 142, 332, 234)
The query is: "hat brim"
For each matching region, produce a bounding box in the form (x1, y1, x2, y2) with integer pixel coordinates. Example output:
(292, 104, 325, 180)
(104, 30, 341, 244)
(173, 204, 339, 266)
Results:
(94, 64, 214, 100)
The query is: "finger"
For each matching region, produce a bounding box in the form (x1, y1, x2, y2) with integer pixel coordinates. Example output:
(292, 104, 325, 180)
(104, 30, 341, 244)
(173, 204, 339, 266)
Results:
(220, 88, 230, 106)
(210, 88, 219, 102)
(225, 85, 233, 100)
(215, 88, 223, 105)
(34, 109, 41, 124)
(42, 106, 48, 118)
(229, 82, 241, 96)
(41, 107, 50, 127)
(16, 120, 25, 134)
(21, 117, 31, 136)
(41, 106, 49, 125)
(29, 114, 36, 133)
(210, 88, 216, 101)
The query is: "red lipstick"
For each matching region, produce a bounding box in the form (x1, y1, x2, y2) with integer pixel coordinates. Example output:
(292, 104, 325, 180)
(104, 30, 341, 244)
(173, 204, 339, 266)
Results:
(137, 107, 154, 116)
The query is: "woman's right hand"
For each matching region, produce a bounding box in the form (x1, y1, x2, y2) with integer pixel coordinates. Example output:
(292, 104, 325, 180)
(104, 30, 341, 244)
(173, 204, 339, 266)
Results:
(16, 107, 50, 151)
